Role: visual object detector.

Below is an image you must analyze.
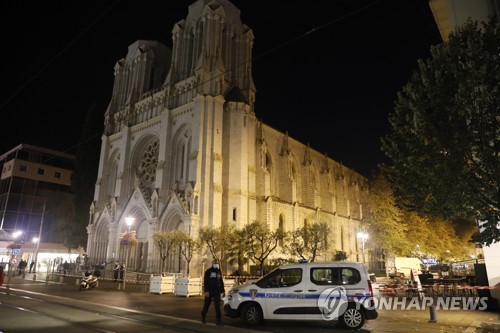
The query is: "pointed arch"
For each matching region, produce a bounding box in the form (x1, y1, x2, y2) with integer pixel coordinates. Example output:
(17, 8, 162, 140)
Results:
(278, 213, 285, 247)
(172, 124, 193, 187)
(106, 149, 120, 198)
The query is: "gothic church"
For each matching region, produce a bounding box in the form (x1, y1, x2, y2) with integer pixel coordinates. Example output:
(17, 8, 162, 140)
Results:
(86, 0, 369, 275)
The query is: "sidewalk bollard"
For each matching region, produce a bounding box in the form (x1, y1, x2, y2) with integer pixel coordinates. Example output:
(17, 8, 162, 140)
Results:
(76, 278, 80, 285)
(428, 305, 438, 323)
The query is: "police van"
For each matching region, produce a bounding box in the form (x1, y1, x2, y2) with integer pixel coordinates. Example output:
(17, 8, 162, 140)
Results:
(223, 261, 378, 330)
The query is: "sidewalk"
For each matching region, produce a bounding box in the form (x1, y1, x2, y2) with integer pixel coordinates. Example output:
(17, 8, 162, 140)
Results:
(4, 272, 499, 333)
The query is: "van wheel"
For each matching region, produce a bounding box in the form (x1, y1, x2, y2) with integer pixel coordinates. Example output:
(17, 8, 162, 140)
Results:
(240, 303, 263, 326)
(340, 306, 365, 330)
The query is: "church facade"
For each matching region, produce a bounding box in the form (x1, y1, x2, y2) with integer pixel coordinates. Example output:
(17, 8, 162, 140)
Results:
(85, 0, 369, 276)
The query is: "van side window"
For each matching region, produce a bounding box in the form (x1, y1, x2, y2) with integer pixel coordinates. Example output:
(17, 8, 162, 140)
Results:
(311, 267, 341, 285)
(341, 268, 361, 285)
(256, 268, 302, 288)
(310, 267, 362, 285)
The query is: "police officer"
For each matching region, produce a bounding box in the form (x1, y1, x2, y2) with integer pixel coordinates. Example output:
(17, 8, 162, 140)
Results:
(201, 259, 225, 325)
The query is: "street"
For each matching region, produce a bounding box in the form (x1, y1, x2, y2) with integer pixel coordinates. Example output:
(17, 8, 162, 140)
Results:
(0, 273, 498, 333)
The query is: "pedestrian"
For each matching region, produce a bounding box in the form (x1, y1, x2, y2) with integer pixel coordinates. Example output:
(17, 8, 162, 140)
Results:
(201, 259, 225, 325)
(63, 261, 70, 275)
(29, 260, 35, 273)
(0, 265, 5, 286)
(119, 262, 125, 281)
(113, 261, 120, 282)
(18, 259, 27, 275)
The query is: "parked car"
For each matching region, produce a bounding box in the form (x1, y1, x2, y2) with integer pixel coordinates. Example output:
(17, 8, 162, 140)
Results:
(224, 261, 378, 330)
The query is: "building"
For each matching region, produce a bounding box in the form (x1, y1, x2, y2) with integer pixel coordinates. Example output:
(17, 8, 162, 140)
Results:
(85, 0, 369, 276)
(0, 144, 75, 245)
(0, 242, 83, 274)
(429, 0, 500, 42)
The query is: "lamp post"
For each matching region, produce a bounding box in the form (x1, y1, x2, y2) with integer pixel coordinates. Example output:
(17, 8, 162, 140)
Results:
(357, 231, 369, 264)
(122, 217, 135, 290)
(32, 237, 39, 280)
(33, 203, 45, 280)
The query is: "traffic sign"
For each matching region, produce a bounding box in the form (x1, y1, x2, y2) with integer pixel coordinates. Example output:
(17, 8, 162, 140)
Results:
(10, 257, 18, 265)
(12, 249, 21, 255)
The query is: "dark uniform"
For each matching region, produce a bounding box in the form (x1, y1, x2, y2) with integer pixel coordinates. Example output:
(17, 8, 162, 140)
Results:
(201, 260, 225, 325)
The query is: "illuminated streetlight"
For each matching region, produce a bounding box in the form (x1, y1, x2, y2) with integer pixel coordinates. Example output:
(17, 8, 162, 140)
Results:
(357, 231, 369, 264)
(122, 217, 135, 290)
(125, 217, 135, 231)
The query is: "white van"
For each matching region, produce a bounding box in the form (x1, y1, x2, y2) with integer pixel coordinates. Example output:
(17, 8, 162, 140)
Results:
(223, 261, 378, 330)
(386, 256, 424, 278)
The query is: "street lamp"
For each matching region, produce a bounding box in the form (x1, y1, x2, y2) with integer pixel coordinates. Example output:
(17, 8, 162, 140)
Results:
(122, 217, 135, 290)
(125, 217, 135, 231)
(357, 231, 369, 264)
(32, 237, 40, 280)
(33, 203, 45, 280)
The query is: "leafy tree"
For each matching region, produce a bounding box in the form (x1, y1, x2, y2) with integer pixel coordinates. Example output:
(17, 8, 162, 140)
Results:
(177, 231, 201, 276)
(409, 213, 476, 260)
(198, 223, 235, 273)
(367, 173, 408, 255)
(152, 230, 181, 274)
(284, 220, 330, 262)
(119, 230, 138, 271)
(368, 173, 476, 260)
(226, 228, 252, 271)
(381, 18, 500, 245)
(244, 220, 284, 276)
(334, 250, 348, 261)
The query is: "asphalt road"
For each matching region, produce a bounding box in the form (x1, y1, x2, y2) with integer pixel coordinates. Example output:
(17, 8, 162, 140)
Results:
(1, 273, 498, 333)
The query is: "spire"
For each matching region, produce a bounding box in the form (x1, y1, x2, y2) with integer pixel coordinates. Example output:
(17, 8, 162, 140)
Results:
(165, 0, 256, 110)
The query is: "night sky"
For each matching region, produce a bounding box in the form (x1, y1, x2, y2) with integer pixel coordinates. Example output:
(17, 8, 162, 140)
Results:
(0, 0, 442, 176)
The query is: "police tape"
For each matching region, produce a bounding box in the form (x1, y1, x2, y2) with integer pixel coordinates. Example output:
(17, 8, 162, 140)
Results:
(374, 284, 500, 291)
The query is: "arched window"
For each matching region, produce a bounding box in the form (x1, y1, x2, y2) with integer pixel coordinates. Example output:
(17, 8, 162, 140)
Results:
(278, 214, 285, 247)
(107, 160, 118, 197)
(174, 129, 192, 184)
